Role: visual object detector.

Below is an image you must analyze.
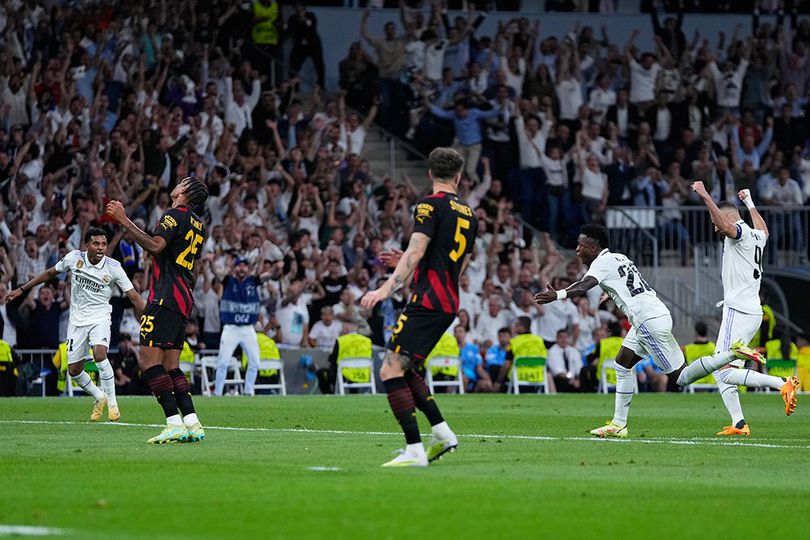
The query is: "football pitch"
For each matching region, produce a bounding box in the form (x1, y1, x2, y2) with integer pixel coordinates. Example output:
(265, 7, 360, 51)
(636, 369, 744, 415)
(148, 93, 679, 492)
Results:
(1, 394, 809, 539)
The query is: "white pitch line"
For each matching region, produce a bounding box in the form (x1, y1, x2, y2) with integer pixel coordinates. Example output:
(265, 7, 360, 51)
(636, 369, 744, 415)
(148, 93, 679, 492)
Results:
(0, 524, 66, 536)
(0, 419, 808, 450)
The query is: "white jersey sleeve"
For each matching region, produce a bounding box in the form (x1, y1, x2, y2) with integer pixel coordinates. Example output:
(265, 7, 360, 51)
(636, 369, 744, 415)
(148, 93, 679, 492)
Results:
(113, 264, 135, 293)
(55, 250, 82, 273)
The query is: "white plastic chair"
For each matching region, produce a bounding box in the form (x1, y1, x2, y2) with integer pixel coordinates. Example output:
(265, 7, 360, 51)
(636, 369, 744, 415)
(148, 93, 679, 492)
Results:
(599, 360, 639, 394)
(179, 357, 195, 385)
(201, 355, 243, 396)
(253, 359, 287, 396)
(425, 356, 464, 394)
(336, 358, 376, 395)
(508, 356, 549, 394)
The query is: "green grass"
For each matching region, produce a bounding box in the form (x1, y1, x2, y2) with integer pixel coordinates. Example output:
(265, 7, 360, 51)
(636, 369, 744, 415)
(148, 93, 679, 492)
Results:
(1, 393, 810, 539)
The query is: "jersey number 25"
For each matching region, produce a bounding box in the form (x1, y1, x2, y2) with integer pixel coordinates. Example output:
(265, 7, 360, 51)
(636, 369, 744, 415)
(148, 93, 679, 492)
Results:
(176, 230, 204, 270)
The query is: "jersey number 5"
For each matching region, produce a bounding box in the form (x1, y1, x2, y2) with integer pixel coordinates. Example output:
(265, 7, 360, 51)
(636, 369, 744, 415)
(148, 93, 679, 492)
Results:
(176, 230, 204, 270)
(449, 217, 470, 262)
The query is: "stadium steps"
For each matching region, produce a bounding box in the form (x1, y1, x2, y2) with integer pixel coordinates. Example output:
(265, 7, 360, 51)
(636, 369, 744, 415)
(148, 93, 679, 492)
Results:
(363, 127, 431, 188)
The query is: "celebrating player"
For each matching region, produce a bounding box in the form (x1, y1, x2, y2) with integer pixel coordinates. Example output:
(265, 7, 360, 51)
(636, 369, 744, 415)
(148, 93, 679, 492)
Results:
(535, 223, 756, 438)
(673, 183, 799, 434)
(106, 177, 209, 444)
(361, 147, 477, 467)
(6, 228, 145, 421)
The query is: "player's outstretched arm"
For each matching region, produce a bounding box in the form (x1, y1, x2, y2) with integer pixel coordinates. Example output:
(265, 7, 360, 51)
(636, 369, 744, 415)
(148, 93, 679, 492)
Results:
(5, 267, 60, 303)
(534, 277, 598, 305)
(691, 181, 738, 238)
(104, 201, 167, 255)
(739, 189, 769, 239)
(125, 288, 146, 318)
(360, 233, 429, 309)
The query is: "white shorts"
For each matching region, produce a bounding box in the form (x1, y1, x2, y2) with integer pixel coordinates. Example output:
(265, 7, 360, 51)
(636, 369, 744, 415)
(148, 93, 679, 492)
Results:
(716, 306, 762, 368)
(66, 321, 111, 365)
(624, 314, 685, 374)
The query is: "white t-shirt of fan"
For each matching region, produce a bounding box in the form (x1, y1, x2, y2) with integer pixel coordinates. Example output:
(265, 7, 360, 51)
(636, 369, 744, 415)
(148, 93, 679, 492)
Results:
(584, 249, 669, 327)
(722, 221, 766, 315)
(55, 251, 134, 327)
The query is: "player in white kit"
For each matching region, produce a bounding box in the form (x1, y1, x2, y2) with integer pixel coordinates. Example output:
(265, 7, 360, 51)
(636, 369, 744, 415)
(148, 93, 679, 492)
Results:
(7, 228, 145, 421)
(674, 184, 799, 434)
(534, 224, 756, 438)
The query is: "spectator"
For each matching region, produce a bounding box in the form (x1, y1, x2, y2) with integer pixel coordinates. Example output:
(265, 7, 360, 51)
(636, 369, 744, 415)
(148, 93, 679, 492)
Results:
(455, 324, 492, 393)
(535, 277, 580, 348)
(308, 306, 342, 349)
(484, 327, 511, 391)
(547, 329, 582, 392)
(286, 3, 326, 89)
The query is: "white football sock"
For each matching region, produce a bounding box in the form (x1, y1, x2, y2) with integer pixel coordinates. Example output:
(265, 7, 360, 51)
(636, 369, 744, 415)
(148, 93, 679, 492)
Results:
(676, 350, 735, 386)
(406, 442, 426, 456)
(716, 380, 745, 426)
(183, 413, 200, 427)
(95, 359, 116, 407)
(611, 363, 634, 428)
(432, 421, 453, 439)
(71, 371, 105, 400)
(167, 414, 183, 426)
(717, 368, 783, 391)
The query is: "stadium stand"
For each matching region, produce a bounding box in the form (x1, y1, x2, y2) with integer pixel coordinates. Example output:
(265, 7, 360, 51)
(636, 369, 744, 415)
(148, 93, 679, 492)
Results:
(0, 0, 807, 396)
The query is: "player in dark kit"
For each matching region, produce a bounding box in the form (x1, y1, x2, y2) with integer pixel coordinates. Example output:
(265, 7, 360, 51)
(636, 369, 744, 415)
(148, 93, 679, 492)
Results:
(361, 147, 477, 467)
(106, 177, 209, 444)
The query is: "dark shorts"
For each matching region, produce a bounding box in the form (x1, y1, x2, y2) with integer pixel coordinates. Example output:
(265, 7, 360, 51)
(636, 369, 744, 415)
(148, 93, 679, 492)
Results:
(139, 303, 186, 350)
(386, 304, 456, 365)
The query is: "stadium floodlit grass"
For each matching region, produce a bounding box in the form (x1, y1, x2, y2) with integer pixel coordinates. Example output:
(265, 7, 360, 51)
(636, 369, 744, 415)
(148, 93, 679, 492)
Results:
(1, 394, 809, 539)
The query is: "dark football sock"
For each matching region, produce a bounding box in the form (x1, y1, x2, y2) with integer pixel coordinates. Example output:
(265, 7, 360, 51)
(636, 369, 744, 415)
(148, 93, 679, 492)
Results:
(168, 368, 195, 417)
(404, 369, 444, 426)
(383, 377, 421, 444)
(143, 365, 180, 419)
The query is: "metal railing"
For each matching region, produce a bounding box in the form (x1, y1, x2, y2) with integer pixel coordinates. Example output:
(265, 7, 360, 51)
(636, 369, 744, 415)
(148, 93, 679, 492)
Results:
(608, 206, 810, 269)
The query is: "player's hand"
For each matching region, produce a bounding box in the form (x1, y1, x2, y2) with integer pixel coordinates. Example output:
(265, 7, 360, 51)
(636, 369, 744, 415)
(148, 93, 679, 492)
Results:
(533, 284, 558, 305)
(4, 287, 22, 303)
(360, 288, 387, 310)
(105, 200, 127, 224)
(599, 293, 609, 305)
(378, 248, 403, 269)
(691, 180, 709, 199)
(738, 189, 752, 202)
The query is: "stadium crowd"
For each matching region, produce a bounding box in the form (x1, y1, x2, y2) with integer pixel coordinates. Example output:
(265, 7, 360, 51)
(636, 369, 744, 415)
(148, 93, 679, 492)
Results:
(0, 0, 806, 396)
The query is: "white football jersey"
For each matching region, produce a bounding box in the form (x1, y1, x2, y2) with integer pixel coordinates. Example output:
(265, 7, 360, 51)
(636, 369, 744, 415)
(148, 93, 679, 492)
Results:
(722, 221, 767, 315)
(55, 251, 134, 327)
(584, 249, 670, 327)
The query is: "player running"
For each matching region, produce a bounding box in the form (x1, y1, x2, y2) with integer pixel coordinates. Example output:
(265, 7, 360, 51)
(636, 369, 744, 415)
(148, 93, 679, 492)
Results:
(535, 223, 756, 438)
(361, 147, 477, 467)
(673, 183, 799, 434)
(6, 228, 145, 421)
(106, 177, 209, 444)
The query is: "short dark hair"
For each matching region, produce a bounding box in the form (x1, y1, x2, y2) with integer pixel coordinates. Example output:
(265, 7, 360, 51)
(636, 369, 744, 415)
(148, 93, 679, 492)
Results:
(695, 321, 708, 337)
(580, 223, 609, 249)
(515, 317, 531, 333)
(498, 327, 512, 335)
(428, 147, 464, 181)
(84, 227, 108, 243)
(718, 201, 738, 213)
(182, 177, 209, 209)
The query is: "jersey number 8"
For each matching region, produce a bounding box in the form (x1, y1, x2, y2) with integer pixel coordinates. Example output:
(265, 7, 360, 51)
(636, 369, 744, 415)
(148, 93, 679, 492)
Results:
(176, 230, 204, 270)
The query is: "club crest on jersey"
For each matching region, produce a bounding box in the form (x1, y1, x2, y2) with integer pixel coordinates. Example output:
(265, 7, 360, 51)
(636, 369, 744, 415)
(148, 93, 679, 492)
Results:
(415, 203, 433, 224)
(76, 260, 84, 269)
(160, 214, 178, 230)
(102, 275, 111, 284)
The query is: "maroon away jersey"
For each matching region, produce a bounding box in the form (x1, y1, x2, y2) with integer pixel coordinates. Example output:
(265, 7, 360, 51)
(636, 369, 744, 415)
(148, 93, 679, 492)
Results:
(409, 191, 478, 314)
(148, 206, 206, 318)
